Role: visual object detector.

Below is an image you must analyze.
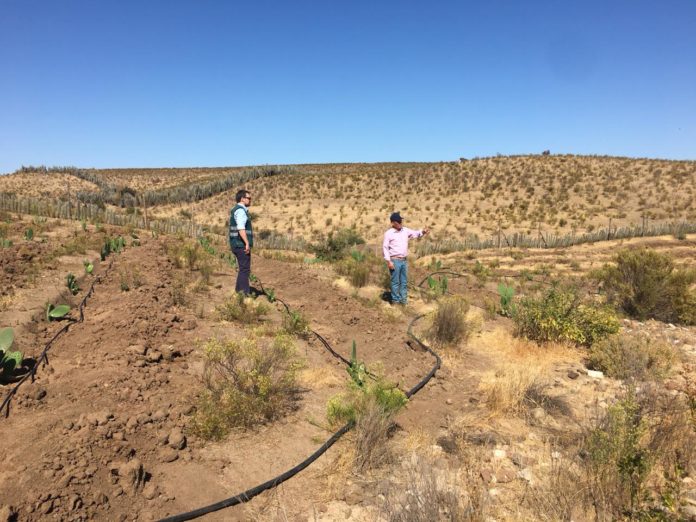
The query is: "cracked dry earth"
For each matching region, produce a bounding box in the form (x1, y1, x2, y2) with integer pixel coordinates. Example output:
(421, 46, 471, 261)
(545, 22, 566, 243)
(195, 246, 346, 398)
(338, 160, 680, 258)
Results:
(0, 236, 474, 521)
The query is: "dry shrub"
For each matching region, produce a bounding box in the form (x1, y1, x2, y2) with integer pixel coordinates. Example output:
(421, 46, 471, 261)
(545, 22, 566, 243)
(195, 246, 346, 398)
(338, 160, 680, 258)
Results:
(478, 364, 549, 416)
(327, 375, 408, 473)
(430, 296, 471, 346)
(191, 334, 302, 439)
(216, 292, 268, 323)
(598, 248, 696, 325)
(588, 332, 675, 381)
(381, 453, 487, 522)
(527, 386, 696, 521)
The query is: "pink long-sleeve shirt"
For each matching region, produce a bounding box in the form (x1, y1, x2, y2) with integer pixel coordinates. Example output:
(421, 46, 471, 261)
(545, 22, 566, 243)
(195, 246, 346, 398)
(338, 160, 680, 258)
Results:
(383, 227, 423, 261)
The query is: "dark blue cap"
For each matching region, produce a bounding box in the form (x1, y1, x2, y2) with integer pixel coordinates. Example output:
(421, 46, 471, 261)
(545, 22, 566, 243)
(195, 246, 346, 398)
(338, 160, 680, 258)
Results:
(390, 212, 402, 223)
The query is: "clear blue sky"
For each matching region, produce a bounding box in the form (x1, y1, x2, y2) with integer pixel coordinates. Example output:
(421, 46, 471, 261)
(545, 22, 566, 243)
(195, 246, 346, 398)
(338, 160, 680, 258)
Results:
(1, 0, 695, 173)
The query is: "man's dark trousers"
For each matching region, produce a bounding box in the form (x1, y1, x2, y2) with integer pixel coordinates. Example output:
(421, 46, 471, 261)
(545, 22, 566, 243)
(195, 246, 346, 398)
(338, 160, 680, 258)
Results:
(233, 248, 251, 294)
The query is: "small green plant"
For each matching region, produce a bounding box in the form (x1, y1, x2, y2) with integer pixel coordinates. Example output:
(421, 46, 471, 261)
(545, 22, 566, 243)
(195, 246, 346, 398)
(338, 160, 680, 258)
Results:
(282, 310, 310, 338)
(80, 219, 87, 232)
(497, 282, 515, 317)
(428, 257, 443, 270)
(349, 249, 366, 263)
(264, 287, 276, 303)
(46, 303, 71, 321)
(66, 273, 79, 295)
(312, 228, 365, 261)
(0, 238, 12, 249)
(83, 260, 94, 275)
(24, 227, 34, 241)
(0, 327, 23, 379)
(216, 292, 269, 323)
(513, 285, 619, 346)
(347, 341, 368, 387)
(426, 275, 449, 297)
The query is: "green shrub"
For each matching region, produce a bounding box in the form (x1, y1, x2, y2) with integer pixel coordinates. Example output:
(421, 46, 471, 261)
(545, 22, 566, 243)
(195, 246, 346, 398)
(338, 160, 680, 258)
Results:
(429, 296, 471, 346)
(336, 257, 370, 288)
(588, 332, 674, 381)
(216, 292, 269, 323)
(514, 286, 619, 346)
(597, 248, 696, 325)
(282, 310, 311, 338)
(312, 228, 365, 261)
(497, 282, 515, 317)
(191, 334, 302, 439)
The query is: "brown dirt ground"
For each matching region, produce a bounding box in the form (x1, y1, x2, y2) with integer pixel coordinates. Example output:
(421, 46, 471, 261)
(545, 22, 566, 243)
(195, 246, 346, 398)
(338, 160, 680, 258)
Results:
(1, 225, 694, 521)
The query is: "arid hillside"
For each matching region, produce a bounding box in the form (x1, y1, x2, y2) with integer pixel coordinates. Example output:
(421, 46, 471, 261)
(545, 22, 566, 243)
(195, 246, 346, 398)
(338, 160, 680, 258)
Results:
(2, 155, 694, 248)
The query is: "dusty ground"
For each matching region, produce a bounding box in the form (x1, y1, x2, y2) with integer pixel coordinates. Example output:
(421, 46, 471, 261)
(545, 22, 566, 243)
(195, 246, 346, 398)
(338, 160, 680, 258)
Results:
(0, 219, 695, 521)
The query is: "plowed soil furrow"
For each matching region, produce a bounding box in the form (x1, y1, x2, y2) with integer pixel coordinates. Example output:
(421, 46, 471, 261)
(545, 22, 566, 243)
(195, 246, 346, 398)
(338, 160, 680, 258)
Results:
(0, 239, 469, 521)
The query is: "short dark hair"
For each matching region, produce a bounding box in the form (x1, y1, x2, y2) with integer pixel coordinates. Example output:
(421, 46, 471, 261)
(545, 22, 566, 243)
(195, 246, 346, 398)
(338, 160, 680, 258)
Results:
(235, 189, 250, 203)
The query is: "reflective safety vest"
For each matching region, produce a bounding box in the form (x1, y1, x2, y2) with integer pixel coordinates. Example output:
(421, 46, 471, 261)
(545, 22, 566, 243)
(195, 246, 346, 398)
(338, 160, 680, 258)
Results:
(229, 204, 253, 249)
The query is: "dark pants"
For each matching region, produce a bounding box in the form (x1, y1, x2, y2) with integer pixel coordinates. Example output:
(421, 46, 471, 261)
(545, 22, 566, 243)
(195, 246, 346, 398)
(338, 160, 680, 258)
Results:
(233, 248, 251, 295)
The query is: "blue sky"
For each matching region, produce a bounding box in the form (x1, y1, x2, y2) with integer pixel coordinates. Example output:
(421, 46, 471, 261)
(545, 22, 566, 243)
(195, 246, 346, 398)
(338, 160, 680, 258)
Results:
(1, 0, 694, 173)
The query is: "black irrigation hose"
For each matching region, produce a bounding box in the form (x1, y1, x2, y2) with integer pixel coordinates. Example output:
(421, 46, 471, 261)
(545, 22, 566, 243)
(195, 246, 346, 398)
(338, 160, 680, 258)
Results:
(0, 259, 114, 419)
(158, 274, 442, 522)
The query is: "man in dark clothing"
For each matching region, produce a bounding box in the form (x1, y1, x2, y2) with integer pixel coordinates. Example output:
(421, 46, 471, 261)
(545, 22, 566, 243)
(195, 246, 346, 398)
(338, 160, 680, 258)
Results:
(229, 189, 253, 294)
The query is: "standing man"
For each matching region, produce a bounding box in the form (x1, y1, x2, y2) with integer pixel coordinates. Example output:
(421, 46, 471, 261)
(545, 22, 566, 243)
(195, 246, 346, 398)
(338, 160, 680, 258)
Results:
(383, 212, 428, 305)
(229, 189, 253, 295)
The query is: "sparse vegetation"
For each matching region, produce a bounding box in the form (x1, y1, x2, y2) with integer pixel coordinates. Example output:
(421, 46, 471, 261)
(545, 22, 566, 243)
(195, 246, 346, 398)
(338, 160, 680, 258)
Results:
(597, 248, 696, 325)
(216, 292, 269, 322)
(588, 332, 675, 381)
(513, 285, 620, 346)
(191, 334, 303, 439)
(429, 296, 471, 346)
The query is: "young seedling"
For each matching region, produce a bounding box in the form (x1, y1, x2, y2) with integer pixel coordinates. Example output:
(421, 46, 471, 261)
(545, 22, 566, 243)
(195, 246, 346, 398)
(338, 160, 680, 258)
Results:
(265, 287, 276, 303)
(347, 341, 367, 388)
(46, 303, 71, 322)
(83, 260, 94, 275)
(66, 273, 79, 295)
(24, 228, 34, 241)
(497, 282, 516, 317)
(0, 327, 23, 378)
(80, 219, 87, 232)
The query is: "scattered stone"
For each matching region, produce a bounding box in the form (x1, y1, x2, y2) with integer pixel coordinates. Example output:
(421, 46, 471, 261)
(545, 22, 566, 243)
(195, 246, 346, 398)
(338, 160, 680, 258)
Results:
(495, 467, 516, 483)
(492, 449, 507, 459)
(127, 344, 147, 356)
(168, 428, 186, 450)
(518, 468, 535, 484)
(445, 398, 454, 405)
(587, 370, 604, 379)
(142, 483, 158, 501)
(344, 483, 363, 505)
(480, 468, 494, 483)
(146, 350, 163, 363)
(112, 459, 144, 495)
(531, 407, 546, 420)
(567, 370, 579, 379)
(133, 360, 146, 368)
(160, 449, 178, 463)
(152, 409, 168, 421)
(33, 387, 47, 401)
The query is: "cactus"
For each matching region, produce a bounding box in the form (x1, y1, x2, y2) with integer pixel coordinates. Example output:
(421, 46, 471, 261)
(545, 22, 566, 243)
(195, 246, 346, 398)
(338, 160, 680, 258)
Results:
(346, 341, 367, 388)
(0, 327, 23, 378)
(46, 303, 71, 322)
(66, 273, 79, 295)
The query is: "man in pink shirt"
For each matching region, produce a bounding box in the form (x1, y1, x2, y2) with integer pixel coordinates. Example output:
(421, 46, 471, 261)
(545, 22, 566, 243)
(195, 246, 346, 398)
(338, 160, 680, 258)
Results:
(383, 212, 429, 305)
